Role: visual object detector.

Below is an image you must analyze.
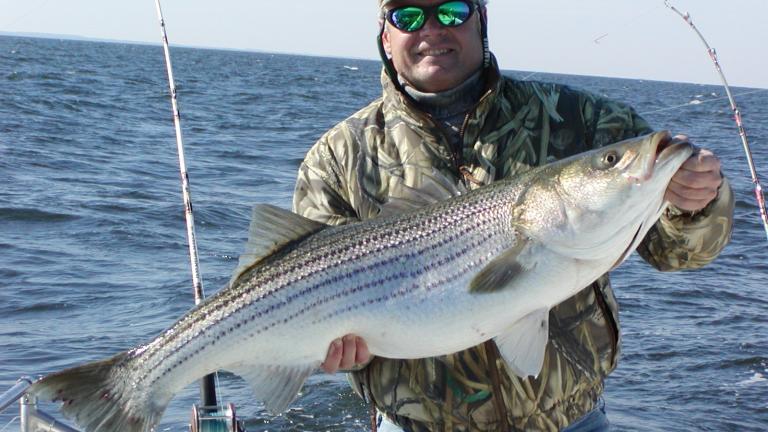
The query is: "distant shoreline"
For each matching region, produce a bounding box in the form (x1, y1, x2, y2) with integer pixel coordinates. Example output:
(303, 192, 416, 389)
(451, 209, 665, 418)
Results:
(0, 31, 376, 64)
(1, 32, 765, 90)
(0, 31, 153, 46)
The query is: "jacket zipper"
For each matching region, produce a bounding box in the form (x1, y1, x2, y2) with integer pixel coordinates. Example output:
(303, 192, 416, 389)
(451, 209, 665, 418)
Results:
(455, 89, 494, 186)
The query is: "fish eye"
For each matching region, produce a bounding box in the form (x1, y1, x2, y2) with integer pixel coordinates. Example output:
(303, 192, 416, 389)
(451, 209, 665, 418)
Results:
(601, 151, 619, 166)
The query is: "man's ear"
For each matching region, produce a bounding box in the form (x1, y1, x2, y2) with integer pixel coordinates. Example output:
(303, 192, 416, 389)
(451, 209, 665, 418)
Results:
(380, 23, 392, 57)
(478, 6, 488, 32)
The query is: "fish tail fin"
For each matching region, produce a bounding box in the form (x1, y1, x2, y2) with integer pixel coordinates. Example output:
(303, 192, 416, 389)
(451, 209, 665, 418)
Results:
(31, 351, 166, 432)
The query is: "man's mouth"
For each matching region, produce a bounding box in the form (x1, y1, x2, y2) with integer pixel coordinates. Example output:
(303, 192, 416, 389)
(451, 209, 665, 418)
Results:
(419, 48, 452, 57)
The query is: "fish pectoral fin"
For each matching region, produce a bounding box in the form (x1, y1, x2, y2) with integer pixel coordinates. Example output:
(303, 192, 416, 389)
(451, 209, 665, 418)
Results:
(230, 204, 328, 286)
(493, 308, 549, 378)
(469, 237, 530, 293)
(229, 363, 318, 414)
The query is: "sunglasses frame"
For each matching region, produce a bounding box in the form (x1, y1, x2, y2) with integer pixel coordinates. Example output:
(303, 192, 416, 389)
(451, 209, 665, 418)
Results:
(385, 0, 477, 33)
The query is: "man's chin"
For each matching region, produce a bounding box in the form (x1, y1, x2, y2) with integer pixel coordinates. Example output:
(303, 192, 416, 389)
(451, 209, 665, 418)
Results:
(409, 70, 462, 93)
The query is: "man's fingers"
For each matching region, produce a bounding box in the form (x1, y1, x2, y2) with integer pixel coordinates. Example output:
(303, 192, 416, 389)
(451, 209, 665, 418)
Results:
(321, 338, 343, 374)
(667, 179, 720, 202)
(679, 149, 721, 173)
(322, 334, 371, 374)
(672, 169, 722, 189)
(666, 147, 723, 212)
(671, 149, 722, 196)
(665, 187, 716, 212)
(671, 134, 689, 144)
(666, 170, 721, 211)
(339, 335, 358, 369)
(355, 337, 371, 364)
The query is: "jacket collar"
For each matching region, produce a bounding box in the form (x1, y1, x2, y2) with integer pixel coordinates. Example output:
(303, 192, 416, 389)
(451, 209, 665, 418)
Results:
(380, 54, 502, 125)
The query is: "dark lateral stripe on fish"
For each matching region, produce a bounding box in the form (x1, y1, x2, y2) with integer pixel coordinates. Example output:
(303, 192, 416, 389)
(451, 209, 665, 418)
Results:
(150, 195, 503, 347)
(148, 237, 493, 386)
(136, 201, 509, 384)
(313, 244, 495, 326)
(141, 223, 502, 385)
(143, 230, 488, 383)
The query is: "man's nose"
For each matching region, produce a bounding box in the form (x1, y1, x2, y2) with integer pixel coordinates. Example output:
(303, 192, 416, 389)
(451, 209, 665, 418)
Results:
(419, 12, 446, 35)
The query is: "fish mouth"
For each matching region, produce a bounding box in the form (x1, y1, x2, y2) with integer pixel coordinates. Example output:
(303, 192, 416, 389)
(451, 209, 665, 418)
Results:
(655, 131, 695, 169)
(631, 131, 692, 183)
(654, 132, 673, 158)
(611, 132, 694, 270)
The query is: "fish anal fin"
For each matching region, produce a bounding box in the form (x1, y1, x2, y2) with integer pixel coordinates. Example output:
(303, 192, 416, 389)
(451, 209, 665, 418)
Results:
(469, 236, 530, 293)
(229, 363, 317, 414)
(230, 205, 328, 286)
(493, 308, 549, 378)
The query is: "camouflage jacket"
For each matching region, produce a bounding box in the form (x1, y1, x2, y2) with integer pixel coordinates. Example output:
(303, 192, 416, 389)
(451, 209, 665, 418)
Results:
(292, 61, 734, 431)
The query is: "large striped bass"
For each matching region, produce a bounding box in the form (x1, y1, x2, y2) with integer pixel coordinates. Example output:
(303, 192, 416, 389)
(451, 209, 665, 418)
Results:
(30, 131, 692, 432)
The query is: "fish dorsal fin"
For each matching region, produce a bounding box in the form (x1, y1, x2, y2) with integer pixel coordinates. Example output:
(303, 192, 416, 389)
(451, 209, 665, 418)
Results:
(230, 204, 328, 286)
(469, 234, 531, 293)
(228, 363, 318, 414)
(379, 168, 468, 217)
(493, 308, 550, 378)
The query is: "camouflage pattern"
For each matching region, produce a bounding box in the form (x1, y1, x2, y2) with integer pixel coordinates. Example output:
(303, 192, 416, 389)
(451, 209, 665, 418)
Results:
(292, 59, 734, 431)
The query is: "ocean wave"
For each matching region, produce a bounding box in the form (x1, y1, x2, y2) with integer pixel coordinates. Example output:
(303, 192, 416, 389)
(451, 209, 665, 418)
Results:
(0, 207, 79, 222)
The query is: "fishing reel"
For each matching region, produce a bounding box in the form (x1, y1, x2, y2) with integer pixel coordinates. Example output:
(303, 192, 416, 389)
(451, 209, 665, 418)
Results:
(190, 403, 246, 432)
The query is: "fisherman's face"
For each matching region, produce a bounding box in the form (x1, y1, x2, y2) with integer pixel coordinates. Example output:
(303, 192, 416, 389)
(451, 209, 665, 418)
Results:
(382, 0, 485, 93)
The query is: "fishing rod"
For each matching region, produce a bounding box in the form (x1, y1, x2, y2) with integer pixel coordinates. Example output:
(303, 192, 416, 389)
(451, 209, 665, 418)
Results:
(153, 0, 232, 424)
(153, 3, 248, 430)
(153, 4, 245, 430)
(664, 1, 768, 241)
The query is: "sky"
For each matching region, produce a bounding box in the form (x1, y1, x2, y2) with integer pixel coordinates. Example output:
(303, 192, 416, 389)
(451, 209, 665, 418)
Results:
(1, 0, 766, 89)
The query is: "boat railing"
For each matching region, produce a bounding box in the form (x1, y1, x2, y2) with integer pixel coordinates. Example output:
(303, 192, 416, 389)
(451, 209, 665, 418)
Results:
(2, 377, 244, 432)
(0, 377, 80, 432)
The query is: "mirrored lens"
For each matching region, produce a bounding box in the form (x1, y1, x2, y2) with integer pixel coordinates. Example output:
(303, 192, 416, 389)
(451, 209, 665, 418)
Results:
(391, 7, 426, 32)
(388, 1, 474, 32)
(436, 1, 471, 26)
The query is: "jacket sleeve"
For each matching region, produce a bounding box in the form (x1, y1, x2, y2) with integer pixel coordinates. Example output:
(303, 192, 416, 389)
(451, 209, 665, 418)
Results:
(292, 126, 360, 226)
(587, 94, 654, 147)
(637, 179, 734, 271)
(585, 94, 735, 271)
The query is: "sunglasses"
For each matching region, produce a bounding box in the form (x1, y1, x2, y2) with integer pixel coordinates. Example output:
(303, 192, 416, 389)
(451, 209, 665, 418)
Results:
(386, 1, 476, 33)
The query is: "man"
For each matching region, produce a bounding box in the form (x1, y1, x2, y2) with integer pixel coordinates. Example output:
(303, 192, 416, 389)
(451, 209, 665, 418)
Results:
(292, 0, 734, 430)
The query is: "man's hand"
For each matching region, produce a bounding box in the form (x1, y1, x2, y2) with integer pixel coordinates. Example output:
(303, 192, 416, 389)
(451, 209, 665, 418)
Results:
(321, 334, 370, 373)
(665, 136, 723, 212)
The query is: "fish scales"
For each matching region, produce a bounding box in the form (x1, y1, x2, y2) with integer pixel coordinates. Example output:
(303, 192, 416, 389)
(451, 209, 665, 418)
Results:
(122, 183, 517, 405)
(144, 184, 517, 381)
